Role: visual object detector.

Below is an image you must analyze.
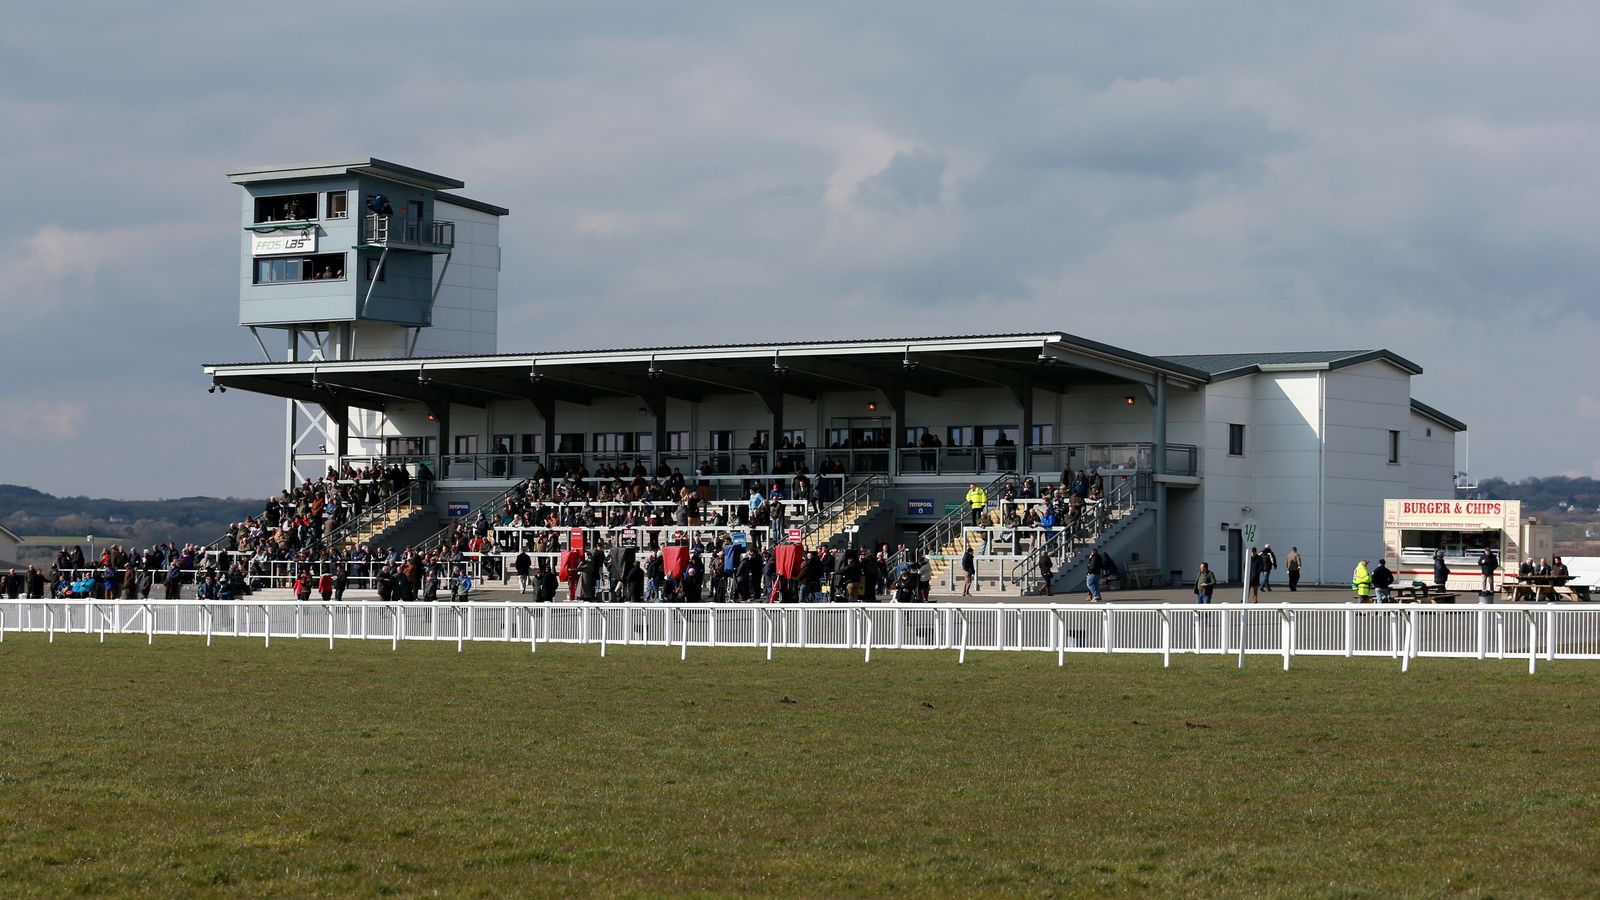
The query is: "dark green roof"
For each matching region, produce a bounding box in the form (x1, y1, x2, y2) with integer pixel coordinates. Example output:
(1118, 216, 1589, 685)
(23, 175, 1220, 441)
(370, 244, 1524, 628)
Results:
(1158, 350, 1422, 380)
(1409, 399, 1467, 432)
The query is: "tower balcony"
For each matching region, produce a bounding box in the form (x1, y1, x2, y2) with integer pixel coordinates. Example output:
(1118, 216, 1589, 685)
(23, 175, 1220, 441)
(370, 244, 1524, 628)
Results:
(358, 212, 454, 253)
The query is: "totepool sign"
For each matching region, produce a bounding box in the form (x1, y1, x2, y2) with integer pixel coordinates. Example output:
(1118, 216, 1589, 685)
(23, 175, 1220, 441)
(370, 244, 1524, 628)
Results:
(906, 498, 935, 516)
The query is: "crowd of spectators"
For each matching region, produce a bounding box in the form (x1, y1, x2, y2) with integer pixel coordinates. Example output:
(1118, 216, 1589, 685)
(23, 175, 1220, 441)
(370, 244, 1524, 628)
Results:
(217, 462, 421, 559)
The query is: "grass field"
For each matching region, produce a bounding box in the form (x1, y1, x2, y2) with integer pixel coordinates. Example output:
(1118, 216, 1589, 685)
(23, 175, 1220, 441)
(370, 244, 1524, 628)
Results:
(2, 635, 1598, 896)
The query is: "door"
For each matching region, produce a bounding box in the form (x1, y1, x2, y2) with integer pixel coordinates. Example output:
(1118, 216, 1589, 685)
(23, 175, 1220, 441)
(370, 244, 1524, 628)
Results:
(1227, 529, 1243, 584)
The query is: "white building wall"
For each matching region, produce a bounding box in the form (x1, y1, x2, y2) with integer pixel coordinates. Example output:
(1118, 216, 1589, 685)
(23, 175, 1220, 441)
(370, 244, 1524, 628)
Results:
(1407, 411, 1458, 498)
(1196, 375, 1254, 579)
(1318, 361, 1414, 585)
(415, 201, 500, 357)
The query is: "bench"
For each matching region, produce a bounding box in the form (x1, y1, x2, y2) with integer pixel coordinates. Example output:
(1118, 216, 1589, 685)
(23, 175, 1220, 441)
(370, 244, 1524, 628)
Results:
(1124, 562, 1159, 589)
(1394, 583, 1455, 603)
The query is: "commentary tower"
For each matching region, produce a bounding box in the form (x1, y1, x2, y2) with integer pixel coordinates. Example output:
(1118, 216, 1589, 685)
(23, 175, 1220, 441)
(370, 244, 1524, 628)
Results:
(227, 159, 507, 486)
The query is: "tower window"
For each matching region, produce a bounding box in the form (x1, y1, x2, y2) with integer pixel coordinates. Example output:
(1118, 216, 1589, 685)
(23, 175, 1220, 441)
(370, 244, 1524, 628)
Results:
(326, 191, 348, 219)
(254, 253, 346, 284)
(254, 192, 317, 223)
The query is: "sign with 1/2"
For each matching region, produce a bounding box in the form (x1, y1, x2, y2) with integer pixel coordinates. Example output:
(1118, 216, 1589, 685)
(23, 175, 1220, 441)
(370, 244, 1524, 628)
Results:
(1242, 520, 1258, 546)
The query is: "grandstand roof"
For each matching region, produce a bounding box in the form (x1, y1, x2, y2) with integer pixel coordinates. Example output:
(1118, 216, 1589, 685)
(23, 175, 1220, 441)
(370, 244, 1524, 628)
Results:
(1157, 350, 1423, 381)
(204, 332, 1216, 412)
(0, 522, 21, 544)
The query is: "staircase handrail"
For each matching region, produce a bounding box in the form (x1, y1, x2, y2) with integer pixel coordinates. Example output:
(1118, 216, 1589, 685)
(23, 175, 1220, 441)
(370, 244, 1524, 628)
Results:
(800, 474, 890, 545)
(327, 481, 428, 550)
(916, 471, 1019, 558)
(1002, 478, 1139, 586)
(410, 479, 530, 558)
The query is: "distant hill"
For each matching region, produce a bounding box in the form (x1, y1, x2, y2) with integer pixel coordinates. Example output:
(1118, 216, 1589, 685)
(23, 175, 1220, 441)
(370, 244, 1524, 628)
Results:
(0, 483, 266, 564)
(1476, 476, 1600, 520)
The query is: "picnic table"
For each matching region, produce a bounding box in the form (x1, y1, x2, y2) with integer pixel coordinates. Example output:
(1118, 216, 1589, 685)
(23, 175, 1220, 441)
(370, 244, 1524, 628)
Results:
(1394, 583, 1457, 603)
(1500, 575, 1590, 602)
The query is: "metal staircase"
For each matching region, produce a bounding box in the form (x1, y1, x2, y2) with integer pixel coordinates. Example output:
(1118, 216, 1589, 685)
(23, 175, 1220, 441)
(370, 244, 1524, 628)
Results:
(409, 480, 527, 558)
(326, 482, 432, 551)
(916, 472, 1019, 582)
(799, 475, 891, 549)
(1002, 479, 1142, 592)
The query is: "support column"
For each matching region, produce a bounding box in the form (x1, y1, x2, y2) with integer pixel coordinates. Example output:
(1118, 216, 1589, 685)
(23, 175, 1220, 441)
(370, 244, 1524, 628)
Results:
(761, 392, 783, 476)
(1153, 374, 1169, 585)
(531, 396, 555, 467)
(285, 328, 298, 490)
(1016, 379, 1033, 477)
(884, 386, 905, 477)
(321, 403, 350, 474)
(431, 403, 451, 478)
(643, 394, 668, 472)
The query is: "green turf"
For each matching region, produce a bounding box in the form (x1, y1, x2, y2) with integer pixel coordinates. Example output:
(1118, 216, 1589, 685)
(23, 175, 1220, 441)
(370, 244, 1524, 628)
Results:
(1, 635, 1597, 896)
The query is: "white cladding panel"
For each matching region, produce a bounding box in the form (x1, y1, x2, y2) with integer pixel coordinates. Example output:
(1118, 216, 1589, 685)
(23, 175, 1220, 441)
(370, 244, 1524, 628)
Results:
(1407, 410, 1457, 498)
(413, 201, 499, 357)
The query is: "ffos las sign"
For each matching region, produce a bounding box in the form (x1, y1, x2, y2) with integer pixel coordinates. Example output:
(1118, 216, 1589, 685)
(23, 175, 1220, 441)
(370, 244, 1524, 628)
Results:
(252, 230, 318, 256)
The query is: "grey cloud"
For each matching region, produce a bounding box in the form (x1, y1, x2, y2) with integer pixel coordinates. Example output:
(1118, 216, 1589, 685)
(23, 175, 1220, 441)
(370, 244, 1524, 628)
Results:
(0, 0, 1596, 496)
(856, 149, 946, 210)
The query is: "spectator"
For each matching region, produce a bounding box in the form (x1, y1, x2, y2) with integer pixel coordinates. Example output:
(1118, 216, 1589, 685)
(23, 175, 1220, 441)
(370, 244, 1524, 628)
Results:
(1372, 559, 1395, 603)
(1194, 562, 1216, 606)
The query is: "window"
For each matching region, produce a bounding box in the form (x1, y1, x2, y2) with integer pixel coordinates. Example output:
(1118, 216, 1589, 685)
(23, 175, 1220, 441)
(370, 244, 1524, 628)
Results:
(1388, 430, 1401, 464)
(254, 192, 317, 223)
(904, 426, 927, 445)
(1228, 424, 1245, 456)
(665, 431, 690, 452)
(491, 434, 513, 454)
(254, 253, 346, 284)
(1031, 424, 1054, 445)
(707, 431, 734, 451)
(635, 432, 655, 452)
(594, 432, 634, 453)
(453, 435, 478, 455)
(519, 433, 543, 455)
(554, 433, 585, 453)
(782, 429, 806, 447)
(385, 436, 437, 456)
(364, 256, 386, 282)
(947, 426, 975, 447)
(326, 191, 348, 219)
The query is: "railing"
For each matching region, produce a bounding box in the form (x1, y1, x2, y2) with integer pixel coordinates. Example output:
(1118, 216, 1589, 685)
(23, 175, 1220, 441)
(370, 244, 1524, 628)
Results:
(5, 600, 1597, 674)
(800, 474, 890, 548)
(361, 213, 454, 248)
(1001, 477, 1140, 589)
(342, 442, 1198, 483)
(915, 471, 1018, 559)
(409, 480, 530, 560)
(324, 481, 429, 550)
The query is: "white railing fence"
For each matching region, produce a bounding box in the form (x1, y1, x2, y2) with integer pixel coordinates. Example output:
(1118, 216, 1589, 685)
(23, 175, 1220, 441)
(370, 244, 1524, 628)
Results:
(3, 600, 1598, 673)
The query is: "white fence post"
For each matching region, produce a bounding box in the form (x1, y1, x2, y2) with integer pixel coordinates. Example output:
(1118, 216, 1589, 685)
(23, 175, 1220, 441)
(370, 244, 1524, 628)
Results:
(1527, 611, 1538, 675)
(957, 609, 969, 664)
(861, 608, 873, 663)
(1161, 608, 1171, 669)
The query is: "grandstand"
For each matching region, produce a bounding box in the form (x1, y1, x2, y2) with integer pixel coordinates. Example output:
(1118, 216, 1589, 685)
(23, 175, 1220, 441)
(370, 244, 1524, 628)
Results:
(198, 158, 1468, 601)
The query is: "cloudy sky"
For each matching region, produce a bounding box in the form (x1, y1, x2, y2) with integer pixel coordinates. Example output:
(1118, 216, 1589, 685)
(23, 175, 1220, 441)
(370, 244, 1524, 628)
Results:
(2, 1, 1596, 499)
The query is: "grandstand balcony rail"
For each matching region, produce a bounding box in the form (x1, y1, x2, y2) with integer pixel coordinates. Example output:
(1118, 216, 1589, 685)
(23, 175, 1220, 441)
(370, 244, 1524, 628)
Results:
(341, 442, 1198, 483)
(5, 600, 1596, 674)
